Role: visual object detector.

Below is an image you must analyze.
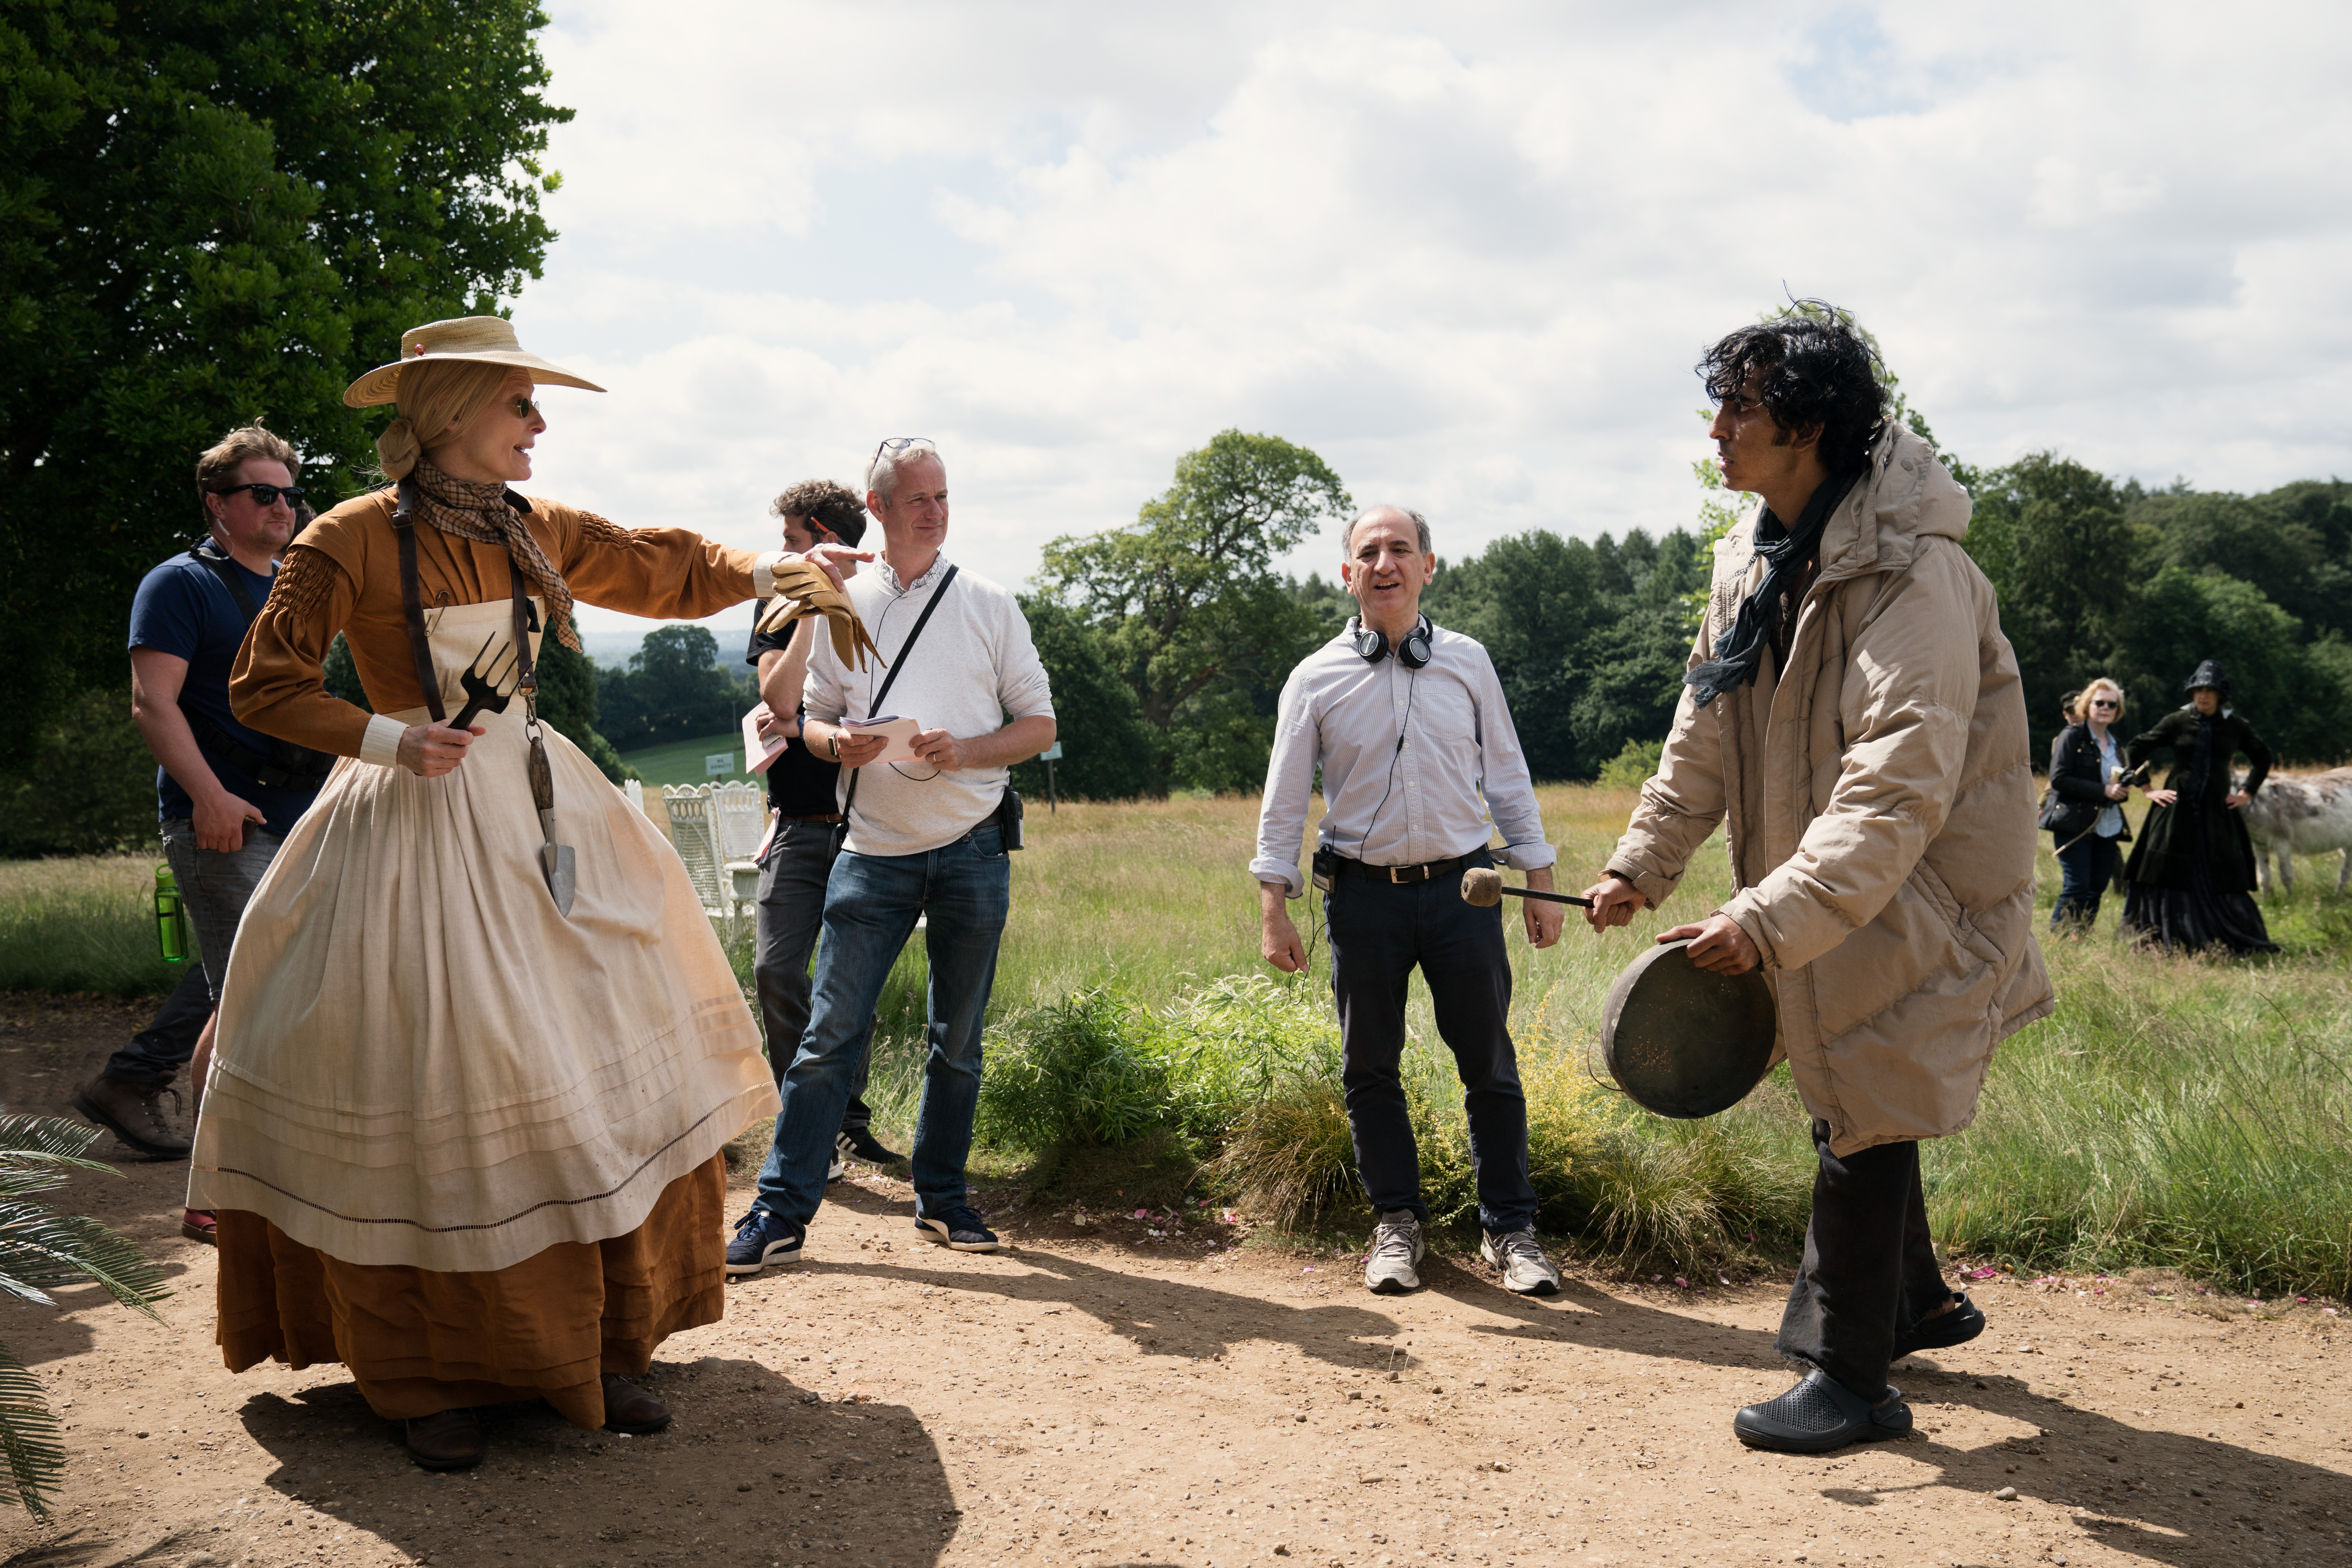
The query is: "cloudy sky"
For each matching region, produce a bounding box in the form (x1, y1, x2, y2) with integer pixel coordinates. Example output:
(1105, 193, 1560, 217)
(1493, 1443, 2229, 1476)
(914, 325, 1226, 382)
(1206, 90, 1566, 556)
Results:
(510, 1, 2352, 653)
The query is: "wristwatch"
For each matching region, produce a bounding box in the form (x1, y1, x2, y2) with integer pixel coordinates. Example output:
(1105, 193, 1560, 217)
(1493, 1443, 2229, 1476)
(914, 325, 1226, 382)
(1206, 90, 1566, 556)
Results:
(825, 729, 840, 760)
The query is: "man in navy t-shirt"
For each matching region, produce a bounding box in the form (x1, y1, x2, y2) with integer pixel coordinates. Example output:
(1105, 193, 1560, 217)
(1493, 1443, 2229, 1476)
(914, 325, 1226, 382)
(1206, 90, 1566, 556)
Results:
(743, 479, 902, 1177)
(73, 426, 329, 1183)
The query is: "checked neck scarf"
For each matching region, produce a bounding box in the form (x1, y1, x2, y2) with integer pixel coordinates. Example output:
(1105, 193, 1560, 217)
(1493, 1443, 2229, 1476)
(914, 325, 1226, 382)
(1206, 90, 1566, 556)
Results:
(1684, 466, 1863, 710)
(410, 457, 581, 651)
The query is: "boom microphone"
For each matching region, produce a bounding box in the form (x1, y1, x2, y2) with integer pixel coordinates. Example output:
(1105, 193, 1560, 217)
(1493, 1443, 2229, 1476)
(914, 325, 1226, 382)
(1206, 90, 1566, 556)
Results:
(1461, 867, 1596, 909)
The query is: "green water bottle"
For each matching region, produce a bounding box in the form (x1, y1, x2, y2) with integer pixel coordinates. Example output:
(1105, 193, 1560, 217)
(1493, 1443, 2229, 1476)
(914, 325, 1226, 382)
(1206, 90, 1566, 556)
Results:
(154, 864, 191, 964)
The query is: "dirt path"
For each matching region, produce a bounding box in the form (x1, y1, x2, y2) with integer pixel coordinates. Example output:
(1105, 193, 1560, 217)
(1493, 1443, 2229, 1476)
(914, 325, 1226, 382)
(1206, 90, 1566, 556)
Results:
(0, 994, 2346, 1568)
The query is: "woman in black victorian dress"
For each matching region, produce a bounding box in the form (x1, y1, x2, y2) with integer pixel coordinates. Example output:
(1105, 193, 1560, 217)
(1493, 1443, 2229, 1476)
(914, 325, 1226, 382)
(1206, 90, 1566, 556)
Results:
(2120, 660, 2278, 954)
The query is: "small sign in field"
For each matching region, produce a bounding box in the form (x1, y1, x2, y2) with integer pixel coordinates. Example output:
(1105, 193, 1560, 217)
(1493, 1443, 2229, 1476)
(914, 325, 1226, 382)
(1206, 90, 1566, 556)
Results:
(704, 753, 735, 777)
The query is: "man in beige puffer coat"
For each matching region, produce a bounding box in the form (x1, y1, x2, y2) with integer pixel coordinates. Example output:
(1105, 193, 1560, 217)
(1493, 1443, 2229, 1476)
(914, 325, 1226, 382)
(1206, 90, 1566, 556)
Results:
(1583, 307, 2053, 1454)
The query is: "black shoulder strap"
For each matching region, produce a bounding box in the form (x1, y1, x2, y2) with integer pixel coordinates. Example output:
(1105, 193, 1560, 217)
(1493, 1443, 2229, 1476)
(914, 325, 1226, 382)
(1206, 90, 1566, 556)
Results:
(391, 478, 448, 723)
(841, 563, 959, 825)
(190, 541, 264, 622)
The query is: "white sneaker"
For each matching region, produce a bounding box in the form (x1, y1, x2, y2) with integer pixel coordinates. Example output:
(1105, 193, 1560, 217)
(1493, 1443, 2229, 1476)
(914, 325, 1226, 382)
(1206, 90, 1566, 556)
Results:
(1481, 1229, 1562, 1296)
(1364, 1210, 1425, 1294)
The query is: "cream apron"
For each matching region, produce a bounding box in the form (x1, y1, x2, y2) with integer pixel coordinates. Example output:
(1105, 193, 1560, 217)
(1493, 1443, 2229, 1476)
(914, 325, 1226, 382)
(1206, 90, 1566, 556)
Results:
(189, 597, 778, 1273)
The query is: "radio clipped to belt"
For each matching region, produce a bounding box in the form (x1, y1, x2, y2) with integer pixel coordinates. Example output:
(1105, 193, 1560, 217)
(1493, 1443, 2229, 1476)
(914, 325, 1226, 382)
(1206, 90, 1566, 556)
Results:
(393, 479, 577, 915)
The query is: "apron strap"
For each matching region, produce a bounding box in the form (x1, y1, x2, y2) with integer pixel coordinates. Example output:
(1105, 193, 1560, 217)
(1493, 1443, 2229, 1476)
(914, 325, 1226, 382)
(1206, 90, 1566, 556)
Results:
(392, 477, 448, 724)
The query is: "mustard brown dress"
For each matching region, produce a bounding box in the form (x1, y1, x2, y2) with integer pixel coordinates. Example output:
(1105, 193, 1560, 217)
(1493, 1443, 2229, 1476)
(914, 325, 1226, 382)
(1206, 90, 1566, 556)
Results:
(190, 468, 782, 1426)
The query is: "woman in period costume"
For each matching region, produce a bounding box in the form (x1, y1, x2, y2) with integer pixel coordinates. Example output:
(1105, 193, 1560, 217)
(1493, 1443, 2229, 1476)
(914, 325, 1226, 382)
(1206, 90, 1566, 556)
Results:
(190, 317, 847, 1469)
(2119, 659, 2278, 954)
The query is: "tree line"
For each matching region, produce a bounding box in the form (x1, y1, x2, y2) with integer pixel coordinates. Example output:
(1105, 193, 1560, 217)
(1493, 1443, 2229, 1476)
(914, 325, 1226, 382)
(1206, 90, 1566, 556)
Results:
(1012, 427, 2352, 806)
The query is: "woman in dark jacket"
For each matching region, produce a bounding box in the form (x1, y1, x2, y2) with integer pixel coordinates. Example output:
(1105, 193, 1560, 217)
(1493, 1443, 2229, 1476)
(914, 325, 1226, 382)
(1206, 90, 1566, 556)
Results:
(2120, 660, 2277, 953)
(2047, 677, 2132, 931)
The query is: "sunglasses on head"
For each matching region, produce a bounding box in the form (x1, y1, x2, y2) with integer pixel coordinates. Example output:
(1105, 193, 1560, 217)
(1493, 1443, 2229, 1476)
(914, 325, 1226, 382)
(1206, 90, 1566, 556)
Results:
(873, 436, 936, 461)
(210, 483, 307, 507)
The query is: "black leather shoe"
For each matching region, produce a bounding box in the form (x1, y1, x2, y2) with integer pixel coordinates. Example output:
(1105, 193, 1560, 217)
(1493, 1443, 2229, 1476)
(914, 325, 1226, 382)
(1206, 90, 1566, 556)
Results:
(601, 1374, 672, 1435)
(1733, 1369, 1912, 1453)
(405, 1408, 485, 1469)
(1895, 1290, 1985, 1361)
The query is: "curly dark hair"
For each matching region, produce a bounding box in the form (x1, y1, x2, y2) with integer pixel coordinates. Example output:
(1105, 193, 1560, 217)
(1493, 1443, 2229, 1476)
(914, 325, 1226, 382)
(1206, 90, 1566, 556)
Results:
(1697, 301, 1890, 475)
(769, 479, 868, 546)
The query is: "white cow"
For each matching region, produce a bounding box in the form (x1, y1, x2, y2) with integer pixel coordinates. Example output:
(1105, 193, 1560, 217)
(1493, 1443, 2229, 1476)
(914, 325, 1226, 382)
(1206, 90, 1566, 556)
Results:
(2236, 766, 2352, 894)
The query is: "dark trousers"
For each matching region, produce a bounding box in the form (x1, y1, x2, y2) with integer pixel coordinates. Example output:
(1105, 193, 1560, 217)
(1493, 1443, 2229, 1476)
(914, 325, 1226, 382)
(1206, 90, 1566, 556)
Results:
(1325, 855, 1537, 1235)
(2051, 832, 2123, 930)
(1777, 1120, 1951, 1400)
(103, 963, 211, 1089)
(754, 820, 870, 1131)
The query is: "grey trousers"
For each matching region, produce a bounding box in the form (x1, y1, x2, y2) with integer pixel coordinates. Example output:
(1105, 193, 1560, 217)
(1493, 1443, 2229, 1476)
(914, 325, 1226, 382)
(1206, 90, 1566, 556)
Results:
(754, 819, 871, 1130)
(105, 819, 280, 1087)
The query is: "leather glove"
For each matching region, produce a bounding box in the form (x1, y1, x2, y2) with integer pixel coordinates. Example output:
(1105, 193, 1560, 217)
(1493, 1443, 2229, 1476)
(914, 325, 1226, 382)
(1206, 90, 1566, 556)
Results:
(756, 558, 880, 672)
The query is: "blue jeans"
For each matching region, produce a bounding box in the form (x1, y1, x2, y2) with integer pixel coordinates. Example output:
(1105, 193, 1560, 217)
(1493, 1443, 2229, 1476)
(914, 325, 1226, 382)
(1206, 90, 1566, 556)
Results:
(753, 824, 1011, 1226)
(2052, 831, 2123, 930)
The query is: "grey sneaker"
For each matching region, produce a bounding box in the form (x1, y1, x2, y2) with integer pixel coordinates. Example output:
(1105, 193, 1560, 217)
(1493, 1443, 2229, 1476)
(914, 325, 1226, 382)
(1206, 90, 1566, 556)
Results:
(1481, 1229, 1562, 1296)
(71, 1076, 190, 1160)
(1364, 1209, 1424, 1294)
(827, 1140, 849, 1182)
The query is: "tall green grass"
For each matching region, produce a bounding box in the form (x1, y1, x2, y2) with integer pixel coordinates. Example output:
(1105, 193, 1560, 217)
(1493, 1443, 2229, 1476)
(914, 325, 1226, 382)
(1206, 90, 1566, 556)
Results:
(10, 785, 2348, 1292)
(0, 856, 183, 996)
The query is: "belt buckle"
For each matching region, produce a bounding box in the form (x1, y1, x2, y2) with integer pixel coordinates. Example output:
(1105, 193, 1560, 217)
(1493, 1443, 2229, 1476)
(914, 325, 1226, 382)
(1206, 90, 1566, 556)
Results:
(1390, 863, 1420, 884)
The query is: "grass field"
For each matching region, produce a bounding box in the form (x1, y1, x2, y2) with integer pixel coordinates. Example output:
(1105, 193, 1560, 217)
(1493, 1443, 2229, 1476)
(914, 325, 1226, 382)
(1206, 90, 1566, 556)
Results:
(7, 786, 2347, 1293)
(618, 730, 760, 787)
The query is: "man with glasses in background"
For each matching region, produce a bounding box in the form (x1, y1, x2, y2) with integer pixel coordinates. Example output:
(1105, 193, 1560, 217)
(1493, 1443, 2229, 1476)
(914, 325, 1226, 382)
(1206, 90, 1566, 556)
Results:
(744, 479, 902, 1175)
(75, 426, 331, 1205)
(728, 438, 1055, 1272)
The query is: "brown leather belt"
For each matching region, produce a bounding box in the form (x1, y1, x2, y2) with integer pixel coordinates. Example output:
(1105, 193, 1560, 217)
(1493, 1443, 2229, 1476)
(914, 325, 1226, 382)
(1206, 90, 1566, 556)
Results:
(781, 812, 845, 824)
(1328, 851, 1476, 885)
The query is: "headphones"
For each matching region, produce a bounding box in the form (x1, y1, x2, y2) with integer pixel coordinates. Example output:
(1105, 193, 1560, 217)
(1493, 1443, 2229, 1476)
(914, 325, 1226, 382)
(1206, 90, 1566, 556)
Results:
(1349, 614, 1432, 670)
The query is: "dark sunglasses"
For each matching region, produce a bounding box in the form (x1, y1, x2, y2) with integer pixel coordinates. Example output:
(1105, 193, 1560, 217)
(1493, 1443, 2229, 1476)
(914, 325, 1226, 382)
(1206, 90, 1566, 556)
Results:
(209, 483, 307, 506)
(2090, 698, 2121, 709)
(507, 395, 541, 420)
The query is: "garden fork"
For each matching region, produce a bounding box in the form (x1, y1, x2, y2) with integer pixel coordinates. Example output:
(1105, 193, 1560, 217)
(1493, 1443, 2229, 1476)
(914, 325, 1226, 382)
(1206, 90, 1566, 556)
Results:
(448, 632, 523, 730)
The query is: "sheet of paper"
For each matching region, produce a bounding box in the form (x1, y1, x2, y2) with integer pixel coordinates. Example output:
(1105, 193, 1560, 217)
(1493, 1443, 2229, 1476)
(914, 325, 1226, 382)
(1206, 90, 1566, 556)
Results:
(845, 714, 924, 764)
(741, 703, 792, 776)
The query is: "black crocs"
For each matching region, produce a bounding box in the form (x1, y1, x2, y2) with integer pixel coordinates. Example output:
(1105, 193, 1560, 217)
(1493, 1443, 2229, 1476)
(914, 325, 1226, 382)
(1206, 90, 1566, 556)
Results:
(1895, 1290, 1986, 1361)
(1733, 1369, 1913, 1453)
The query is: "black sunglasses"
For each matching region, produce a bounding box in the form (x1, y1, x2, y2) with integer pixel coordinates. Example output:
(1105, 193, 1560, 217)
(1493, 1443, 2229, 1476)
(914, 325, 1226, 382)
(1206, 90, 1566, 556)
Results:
(507, 395, 541, 420)
(2090, 698, 2120, 709)
(210, 483, 307, 506)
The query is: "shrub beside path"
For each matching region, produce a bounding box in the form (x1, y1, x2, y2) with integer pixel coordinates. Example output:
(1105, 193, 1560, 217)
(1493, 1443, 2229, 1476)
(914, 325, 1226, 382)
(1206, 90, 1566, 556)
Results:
(0, 995, 2345, 1568)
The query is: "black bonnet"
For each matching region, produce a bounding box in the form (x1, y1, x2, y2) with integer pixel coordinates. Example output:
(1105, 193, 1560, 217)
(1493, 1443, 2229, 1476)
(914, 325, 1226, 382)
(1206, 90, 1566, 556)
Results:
(2184, 659, 2229, 695)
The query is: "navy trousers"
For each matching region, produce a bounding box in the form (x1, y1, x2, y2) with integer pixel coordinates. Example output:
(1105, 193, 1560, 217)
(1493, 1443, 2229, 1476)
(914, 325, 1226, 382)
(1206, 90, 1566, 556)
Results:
(1324, 853, 1538, 1235)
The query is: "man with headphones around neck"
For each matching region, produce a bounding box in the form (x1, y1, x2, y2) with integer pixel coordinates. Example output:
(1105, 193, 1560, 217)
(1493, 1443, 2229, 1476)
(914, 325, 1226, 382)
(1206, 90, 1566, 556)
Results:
(1252, 506, 1564, 1298)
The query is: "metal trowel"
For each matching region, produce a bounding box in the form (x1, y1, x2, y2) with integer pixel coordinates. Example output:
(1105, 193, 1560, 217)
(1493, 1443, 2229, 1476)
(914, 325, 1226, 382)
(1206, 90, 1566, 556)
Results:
(526, 715, 576, 916)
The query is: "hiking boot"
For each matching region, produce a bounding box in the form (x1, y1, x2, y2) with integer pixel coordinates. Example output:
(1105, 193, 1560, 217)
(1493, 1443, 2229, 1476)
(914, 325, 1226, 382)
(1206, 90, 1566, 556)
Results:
(1894, 1290, 1985, 1361)
(405, 1408, 485, 1470)
(1733, 1369, 1912, 1453)
(914, 1206, 1002, 1253)
(601, 1374, 672, 1435)
(1480, 1229, 1562, 1296)
(1363, 1209, 1424, 1295)
(725, 1207, 805, 1276)
(71, 1075, 190, 1160)
(837, 1125, 906, 1166)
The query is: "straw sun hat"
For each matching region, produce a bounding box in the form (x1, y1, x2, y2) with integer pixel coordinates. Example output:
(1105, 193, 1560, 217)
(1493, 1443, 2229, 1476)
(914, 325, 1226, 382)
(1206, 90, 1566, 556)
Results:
(342, 316, 606, 408)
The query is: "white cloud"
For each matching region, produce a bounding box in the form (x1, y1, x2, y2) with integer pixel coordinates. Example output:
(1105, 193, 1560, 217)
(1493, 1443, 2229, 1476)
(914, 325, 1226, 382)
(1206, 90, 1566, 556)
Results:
(501, 0, 2352, 646)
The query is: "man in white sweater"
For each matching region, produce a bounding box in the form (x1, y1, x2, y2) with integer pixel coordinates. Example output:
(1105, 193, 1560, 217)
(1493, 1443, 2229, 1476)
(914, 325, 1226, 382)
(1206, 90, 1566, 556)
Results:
(728, 439, 1056, 1271)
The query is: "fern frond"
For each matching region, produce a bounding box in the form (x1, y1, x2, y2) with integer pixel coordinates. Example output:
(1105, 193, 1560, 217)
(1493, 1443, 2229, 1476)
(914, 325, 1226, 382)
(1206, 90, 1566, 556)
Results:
(0, 1341, 64, 1516)
(0, 1115, 106, 1161)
